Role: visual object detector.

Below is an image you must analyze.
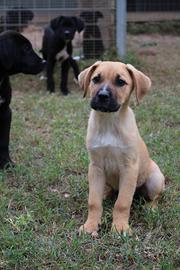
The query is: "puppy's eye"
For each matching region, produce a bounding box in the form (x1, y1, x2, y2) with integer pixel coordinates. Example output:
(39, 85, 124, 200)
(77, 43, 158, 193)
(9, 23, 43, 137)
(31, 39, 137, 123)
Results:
(92, 74, 101, 84)
(115, 76, 127, 87)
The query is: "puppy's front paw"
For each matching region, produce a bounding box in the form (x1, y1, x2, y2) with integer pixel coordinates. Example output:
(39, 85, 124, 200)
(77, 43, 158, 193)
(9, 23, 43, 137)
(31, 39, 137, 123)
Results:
(111, 222, 132, 236)
(79, 222, 99, 237)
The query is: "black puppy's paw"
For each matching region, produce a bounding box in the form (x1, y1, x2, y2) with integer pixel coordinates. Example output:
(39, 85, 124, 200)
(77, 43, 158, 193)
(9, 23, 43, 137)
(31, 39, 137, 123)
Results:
(47, 80, 55, 93)
(0, 158, 15, 170)
(60, 85, 69, 96)
(61, 90, 69, 96)
(48, 89, 55, 94)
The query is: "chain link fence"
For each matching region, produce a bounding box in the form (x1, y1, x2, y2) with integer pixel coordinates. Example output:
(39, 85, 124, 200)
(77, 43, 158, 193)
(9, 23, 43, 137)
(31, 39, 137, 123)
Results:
(0, 1, 179, 57)
(0, 0, 115, 59)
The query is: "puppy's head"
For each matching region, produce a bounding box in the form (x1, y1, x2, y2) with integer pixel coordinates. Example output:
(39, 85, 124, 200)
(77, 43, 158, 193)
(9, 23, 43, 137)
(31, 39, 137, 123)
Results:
(50, 16, 84, 41)
(78, 61, 151, 112)
(3, 8, 34, 32)
(7, 8, 34, 23)
(80, 11, 103, 23)
(0, 31, 45, 75)
(20, 9, 34, 22)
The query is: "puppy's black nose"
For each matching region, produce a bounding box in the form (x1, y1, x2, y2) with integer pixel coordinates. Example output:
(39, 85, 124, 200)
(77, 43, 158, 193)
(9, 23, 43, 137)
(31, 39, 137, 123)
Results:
(64, 30, 70, 37)
(98, 89, 110, 101)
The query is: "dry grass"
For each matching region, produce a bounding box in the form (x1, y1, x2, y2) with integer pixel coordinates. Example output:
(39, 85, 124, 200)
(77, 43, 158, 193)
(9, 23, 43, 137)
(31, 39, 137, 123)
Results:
(127, 34, 180, 90)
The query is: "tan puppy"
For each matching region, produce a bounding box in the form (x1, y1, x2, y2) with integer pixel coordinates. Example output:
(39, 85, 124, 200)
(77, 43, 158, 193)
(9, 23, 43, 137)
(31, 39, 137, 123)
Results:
(78, 61, 165, 235)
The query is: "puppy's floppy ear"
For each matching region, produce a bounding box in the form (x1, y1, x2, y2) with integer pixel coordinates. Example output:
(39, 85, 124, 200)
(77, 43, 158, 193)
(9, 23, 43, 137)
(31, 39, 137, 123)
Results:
(72, 17, 85, 32)
(95, 11, 104, 20)
(78, 61, 101, 97)
(126, 64, 151, 104)
(50, 16, 64, 30)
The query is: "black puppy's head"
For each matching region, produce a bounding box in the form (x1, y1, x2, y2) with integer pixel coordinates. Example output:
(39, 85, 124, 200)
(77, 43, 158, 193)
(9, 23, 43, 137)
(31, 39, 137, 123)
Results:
(7, 8, 34, 23)
(5, 7, 34, 32)
(50, 16, 84, 41)
(80, 11, 103, 23)
(0, 31, 45, 75)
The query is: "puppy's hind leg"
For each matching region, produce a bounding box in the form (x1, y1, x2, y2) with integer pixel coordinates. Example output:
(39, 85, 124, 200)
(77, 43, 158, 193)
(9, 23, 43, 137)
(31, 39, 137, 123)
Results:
(103, 183, 116, 200)
(144, 160, 165, 208)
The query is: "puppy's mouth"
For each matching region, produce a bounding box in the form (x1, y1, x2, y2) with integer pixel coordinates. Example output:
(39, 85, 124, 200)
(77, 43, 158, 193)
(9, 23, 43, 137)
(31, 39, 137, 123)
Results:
(63, 31, 74, 41)
(64, 37, 72, 42)
(90, 87, 120, 113)
(23, 60, 46, 75)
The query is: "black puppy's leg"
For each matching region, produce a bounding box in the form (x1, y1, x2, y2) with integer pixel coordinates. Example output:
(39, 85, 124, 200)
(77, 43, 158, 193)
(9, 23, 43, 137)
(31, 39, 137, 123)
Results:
(0, 106, 13, 169)
(46, 58, 56, 93)
(60, 59, 70, 95)
(0, 77, 14, 169)
(69, 57, 79, 81)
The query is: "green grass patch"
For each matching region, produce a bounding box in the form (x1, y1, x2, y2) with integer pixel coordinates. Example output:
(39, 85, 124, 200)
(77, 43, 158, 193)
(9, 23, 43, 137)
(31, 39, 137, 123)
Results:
(128, 21, 180, 35)
(0, 60, 179, 269)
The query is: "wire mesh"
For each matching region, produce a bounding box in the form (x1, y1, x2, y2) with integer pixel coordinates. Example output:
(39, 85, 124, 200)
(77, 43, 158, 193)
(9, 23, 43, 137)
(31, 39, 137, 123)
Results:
(0, 1, 179, 57)
(0, 0, 115, 59)
(127, 0, 180, 22)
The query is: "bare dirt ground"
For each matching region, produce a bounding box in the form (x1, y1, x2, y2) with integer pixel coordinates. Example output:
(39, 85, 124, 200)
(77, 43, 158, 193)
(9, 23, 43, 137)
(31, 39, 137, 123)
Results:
(127, 34, 180, 90)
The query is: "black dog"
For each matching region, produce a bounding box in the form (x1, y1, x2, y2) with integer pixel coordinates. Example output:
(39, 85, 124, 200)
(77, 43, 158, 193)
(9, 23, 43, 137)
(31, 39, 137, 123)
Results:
(0, 31, 45, 169)
(80, 11, 104, 59)
(0, 7, 34, 33)
(41, 16, 84, 95)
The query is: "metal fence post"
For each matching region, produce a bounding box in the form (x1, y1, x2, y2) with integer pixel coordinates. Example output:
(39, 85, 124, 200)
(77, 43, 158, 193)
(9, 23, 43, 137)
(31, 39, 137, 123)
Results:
(116, 0, 127, 59)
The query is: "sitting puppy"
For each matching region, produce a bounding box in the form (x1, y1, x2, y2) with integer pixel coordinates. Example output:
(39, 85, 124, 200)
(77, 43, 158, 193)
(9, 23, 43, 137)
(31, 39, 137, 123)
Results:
(0, 7, 34, 33)
(78, 61, 165, 235)
(0, 31, 45, 169)
(41, 16, 84, 95)
(80, 11, 104, 59)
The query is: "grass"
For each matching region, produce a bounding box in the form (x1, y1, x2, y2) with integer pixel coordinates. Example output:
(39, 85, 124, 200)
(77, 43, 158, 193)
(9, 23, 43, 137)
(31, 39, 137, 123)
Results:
(0, 47, 179, 269)
(127, 21, 180, 35)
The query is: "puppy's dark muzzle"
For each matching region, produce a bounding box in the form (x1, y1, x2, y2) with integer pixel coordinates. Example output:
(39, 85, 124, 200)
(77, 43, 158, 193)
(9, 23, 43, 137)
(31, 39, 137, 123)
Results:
(90, 86, 120, 112)
(28, 59, 46, 74)
(63, 30, 73, 41)
(98, 91, 109, 101)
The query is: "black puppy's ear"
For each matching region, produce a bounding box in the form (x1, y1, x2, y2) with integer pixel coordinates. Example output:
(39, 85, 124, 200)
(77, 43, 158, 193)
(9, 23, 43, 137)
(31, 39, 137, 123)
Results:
(79, 12, 86, 20)
(72, 17, 84, 32)
(95, 11, 103, 20)
(50, 16, 64, 30)
(0, 39, 14, 70)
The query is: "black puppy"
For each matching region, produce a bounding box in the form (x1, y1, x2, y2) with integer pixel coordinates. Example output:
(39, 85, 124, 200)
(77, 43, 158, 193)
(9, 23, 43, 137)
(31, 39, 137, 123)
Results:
(41, 16, 84, 95)
(0, 31, 45, 169)
(80, 11, 104, 59)
(0, 7, 34, 32)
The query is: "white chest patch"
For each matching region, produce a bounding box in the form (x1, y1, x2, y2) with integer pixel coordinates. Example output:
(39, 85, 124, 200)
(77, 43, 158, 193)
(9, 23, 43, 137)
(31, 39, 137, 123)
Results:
(89, 132, 124, 149)
(87, 111, 125, 150)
